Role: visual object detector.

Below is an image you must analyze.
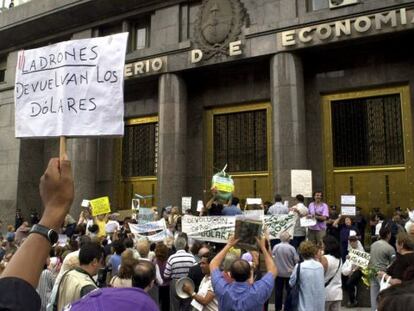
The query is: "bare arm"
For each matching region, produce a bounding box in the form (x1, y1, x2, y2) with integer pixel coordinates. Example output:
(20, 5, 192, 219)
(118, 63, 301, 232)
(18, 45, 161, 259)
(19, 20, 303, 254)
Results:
(1, 157, 74, 287)
(209, 236, 238, 272)
(183, 283, 215, 306)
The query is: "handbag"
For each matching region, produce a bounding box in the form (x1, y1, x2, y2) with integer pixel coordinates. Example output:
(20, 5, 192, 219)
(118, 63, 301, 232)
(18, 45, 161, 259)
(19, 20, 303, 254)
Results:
(379, 274, 392, 292)
(284, 263, 301, 311)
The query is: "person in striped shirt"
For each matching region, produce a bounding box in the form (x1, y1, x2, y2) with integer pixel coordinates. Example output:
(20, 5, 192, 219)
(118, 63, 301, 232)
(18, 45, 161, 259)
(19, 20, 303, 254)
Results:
(164, 237, 196, 311)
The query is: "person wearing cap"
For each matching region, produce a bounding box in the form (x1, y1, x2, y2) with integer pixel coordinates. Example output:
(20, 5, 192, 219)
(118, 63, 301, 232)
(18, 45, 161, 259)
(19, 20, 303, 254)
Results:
(342, 233, 365, 308)
(272, 231, 299, 311)
(209, 235, 277, 311)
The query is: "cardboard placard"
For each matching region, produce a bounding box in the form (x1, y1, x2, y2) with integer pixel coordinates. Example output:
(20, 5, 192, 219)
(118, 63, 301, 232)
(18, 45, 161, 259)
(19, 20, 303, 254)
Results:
(131, 198, 140, 210)
(15, 33, 128, 137)
(196, 200, 204, 212)
(182, 197, 192, 213)
(300, 217, 317, 227)
(291, 170, 312, 198)
(341, 195, 356, 205)
(234, 218, 263, 250)
(81, 199, 90, 208)
(246, 198, 262, 205)
(89, 196, 111, 216)
(341, 205, 356, 216)
(349, 248, 370, 269)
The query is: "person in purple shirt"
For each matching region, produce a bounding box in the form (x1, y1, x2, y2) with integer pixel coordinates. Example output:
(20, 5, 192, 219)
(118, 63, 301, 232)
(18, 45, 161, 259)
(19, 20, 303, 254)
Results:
(307, 191, 329, 245)
(210, 235, 277, 311)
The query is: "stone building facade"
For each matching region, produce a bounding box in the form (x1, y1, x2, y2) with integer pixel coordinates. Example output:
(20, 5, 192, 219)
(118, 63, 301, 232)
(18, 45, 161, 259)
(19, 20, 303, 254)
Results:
(1, 0, 414, 225)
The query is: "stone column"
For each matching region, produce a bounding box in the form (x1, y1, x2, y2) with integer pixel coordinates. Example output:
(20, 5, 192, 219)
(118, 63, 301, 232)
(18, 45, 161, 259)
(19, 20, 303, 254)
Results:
(157, 73, 187, 208)
(270, 53, 307, 198)
(67, 138, 97, 217)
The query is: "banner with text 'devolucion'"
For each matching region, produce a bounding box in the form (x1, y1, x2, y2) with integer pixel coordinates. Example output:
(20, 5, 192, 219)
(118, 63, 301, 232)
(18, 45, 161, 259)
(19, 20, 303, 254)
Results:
(15, 33, 128, 137)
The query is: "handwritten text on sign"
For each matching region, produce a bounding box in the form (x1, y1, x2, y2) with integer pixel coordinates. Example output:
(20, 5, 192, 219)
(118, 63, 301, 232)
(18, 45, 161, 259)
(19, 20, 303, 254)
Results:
(90, 196, 111, 216)
(15, 33, 128, 137)
(349, 248, 371, 269)
(182, 214, 296, 243)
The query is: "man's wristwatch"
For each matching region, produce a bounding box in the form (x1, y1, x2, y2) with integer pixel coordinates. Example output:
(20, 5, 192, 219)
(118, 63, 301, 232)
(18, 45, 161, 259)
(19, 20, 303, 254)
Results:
(29, 224, 59, 245)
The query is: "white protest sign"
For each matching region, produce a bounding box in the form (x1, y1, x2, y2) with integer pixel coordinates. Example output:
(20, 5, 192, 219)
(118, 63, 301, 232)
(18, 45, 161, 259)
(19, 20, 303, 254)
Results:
(182, 214, 296, 243)
(129, 219, 166, 234)
(291, 170, 312, 198)
(131, 198, 140, 210)
(57, 234, 68, 247)
(341, 195, 356, 205)
(81, 199, 90, 208)
(341, 205, 356, 216)
(196, 200, 204, 212)
(182, 197, 192, 213)
(246, 198, 262, 205)
(15, 33, 128, 137)
(300, 217, 317, 227)
(349, 248, 371, 269)
(243, 209, 264, 219)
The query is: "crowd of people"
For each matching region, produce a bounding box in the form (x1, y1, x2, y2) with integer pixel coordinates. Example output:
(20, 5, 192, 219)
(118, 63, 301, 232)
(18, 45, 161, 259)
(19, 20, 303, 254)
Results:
(0, 157, 414, 311)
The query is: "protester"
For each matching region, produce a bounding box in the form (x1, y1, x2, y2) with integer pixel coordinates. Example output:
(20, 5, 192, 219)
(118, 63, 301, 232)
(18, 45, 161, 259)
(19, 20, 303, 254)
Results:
(377, 279, 414, 311)
(154, 242, 171, 311)
(267, 194, 288, 215)
(369, 226, 395, 311)
(378, 232, 414, 284)
(36, 258, 55, 311)
(307, 191, 329, 245)
(210, 235, 277, 311)
(289, 194, 308, 249)
(110, 248, 139, 288)
(272, 231, 299, 311)
(183, 252, 218, 311)
(108, 239, 125, 277)
(164, 236, 196, 311)
(341, 233, 365, 308)
(289, 241, 325, 311)
(221, 197, 242, 216)
(320, 236, 342, 311)
(333, 215, 360, 261)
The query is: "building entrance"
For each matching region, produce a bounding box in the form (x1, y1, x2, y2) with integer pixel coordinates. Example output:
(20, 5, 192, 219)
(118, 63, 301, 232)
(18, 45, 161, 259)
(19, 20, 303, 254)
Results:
(116, 116, 158, 210)
(205, 103, 273, 204)
(322, 86, 414, 216)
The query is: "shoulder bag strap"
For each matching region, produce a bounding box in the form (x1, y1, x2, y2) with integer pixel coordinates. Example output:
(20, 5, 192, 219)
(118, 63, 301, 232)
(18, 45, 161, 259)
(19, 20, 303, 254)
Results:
(325, 260, 341, 287)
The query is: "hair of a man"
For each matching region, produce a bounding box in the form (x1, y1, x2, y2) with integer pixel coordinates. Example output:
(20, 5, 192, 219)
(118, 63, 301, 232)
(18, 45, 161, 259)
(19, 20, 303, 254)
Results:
(274, 194, 282, 202)
(230, 259, 251, 282)
(223, 253, 239, 272)
(132, 260, 156, 290)
(295, 194, 304, 203)
(174, 237, 187, 250)
(231, 197, 240, 206)
(279, 231, 291, 243)
(79, 242, 104, 266)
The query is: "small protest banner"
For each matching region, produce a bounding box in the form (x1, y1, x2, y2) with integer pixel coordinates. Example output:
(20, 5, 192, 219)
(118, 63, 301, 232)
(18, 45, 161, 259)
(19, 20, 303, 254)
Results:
(300, 217, 317, 227)
(81, 199, 90, 208)
(349, 248, 371, 269)
(291, 170, 312, 198)
(89, 196, 111, 216)
(243, 209, 264, 219)
(182, 197, 192, 213)
(138, 207, 155, 224)
(246, 198, 262, 205)
(131, 198, 140, 210)
(341, 195, 356, 205)
(15, 33, 128, 137)
(182, 214, 296, 243)
(341, 205, 356, 216)
(129, 219, 167, 242)
(196, 200, 204, 212)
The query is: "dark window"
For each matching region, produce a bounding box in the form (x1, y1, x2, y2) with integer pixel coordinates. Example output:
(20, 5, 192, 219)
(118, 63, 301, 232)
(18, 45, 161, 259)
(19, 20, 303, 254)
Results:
(0, 69, 5, 83)
(122, 122, 158, 177)
(213, 109, 267, 172)
(99, 23, 123, 37)
(331, 94, 404, 167)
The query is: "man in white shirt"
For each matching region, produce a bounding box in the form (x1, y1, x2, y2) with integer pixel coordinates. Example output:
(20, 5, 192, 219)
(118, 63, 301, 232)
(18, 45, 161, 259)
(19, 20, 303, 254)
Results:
(267, 194, 289, 215)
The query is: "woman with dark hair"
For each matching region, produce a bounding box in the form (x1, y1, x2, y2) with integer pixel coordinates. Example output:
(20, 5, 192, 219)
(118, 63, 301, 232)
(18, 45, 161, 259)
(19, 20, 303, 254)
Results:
(377, 279, 414, 311)
(321, 235, 342, 311)
(332, 215, 359, 262)
(154, 242, 170, 311)
(378, 232, 414, 285)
